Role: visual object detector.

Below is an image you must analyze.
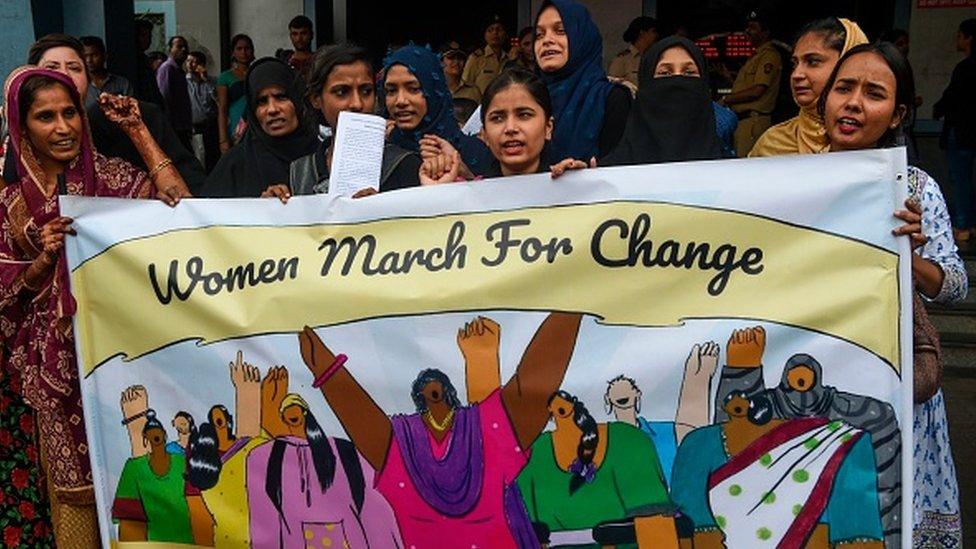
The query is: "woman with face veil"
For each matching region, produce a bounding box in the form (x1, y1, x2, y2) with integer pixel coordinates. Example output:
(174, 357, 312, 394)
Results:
(603, 37, 724, 166)
(201, 57, 318, 197)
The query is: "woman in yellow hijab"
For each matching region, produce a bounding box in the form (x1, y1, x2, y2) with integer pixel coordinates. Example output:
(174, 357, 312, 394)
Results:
(749, 18, 868, 156)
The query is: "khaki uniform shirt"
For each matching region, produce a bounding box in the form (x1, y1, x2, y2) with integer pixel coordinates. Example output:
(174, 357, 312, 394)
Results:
(729, 41, 781, 115)
(463, 45, 505, 94)
(608, 45, 642, 87)
(451, 81, 482, 104)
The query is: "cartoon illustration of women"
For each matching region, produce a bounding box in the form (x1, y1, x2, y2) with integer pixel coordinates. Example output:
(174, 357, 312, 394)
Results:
(246, 389, 402, 549)
(516, 390, 676, 548)
(167, 411, 195, 455)
(713, 327, 900, 544)
(604, 340, 720, 487)
(297, 312, 587, 549)
(670, 391, 884, 548)
(111, 409, 195, 544)
(185, 351, 266, 547)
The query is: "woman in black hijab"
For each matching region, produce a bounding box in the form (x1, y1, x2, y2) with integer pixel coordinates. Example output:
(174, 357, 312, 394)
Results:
(603, 36, 724, 166)
(200, 57, 318, 197)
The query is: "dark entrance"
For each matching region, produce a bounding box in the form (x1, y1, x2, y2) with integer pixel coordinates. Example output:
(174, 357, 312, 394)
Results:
(345, 0, 520, 66)
(657, 0, 898, 42)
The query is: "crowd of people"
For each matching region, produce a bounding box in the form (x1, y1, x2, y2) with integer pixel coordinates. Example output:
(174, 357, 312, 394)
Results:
(0, 0, 972, 547)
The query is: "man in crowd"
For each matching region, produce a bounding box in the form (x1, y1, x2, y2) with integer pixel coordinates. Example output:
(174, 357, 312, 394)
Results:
(935, 18, 976, 241)
(186, 51, 219, 172)
(278, 15, 315, 83)
(608, 16, 659, 88)
(463, 14, 509, 94)
(80, 36, 134, 97)
(134, 18, 163, 105)
(157, 36, 194, 151)
(720, 11, 782, 157)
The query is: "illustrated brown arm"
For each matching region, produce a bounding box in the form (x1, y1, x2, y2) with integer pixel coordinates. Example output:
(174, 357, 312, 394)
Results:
(299, 326, 392, 471)
(187, 495, 215, 546)
(118, 520, 148, 541)
(501, 312, 583, 449)
(459, 317, 502, 404)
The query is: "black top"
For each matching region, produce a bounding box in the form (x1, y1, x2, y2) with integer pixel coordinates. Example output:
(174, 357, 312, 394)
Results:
(309, 138, 421, 193)
(935, 55, 976, 149)
(597, 86, 632, 160)
(602, 36, 723, 167)
(199, 58, 319, 198)
(2, 99, 206, 193)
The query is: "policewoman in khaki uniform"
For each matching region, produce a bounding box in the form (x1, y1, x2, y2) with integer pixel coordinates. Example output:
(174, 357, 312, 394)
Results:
(441, 42, 482, 103)
(463, 15, 509, 94)
(608, 16, 659, 88)
(721, 12, 782, 156)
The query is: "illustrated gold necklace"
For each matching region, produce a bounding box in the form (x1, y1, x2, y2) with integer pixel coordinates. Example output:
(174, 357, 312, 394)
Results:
(425, 408, 456, 432)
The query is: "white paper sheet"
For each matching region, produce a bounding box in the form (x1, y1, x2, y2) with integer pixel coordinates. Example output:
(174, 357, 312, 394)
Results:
(329, 111, 386, 196)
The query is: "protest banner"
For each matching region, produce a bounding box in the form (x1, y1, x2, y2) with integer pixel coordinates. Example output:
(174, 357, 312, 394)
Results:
(65, 148, 912, 548)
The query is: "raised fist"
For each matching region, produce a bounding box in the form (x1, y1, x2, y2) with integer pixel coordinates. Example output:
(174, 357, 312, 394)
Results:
(726, 326, 766, 368)
(457, 316, 501, 363)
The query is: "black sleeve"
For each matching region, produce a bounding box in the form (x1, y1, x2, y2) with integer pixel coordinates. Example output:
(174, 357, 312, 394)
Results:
(88, 102, 206, 194)
(381, 153, 422, 192)
(198, 147, 243, 198)
(139, 103, 207, 194)
(598, 85, 632, 159)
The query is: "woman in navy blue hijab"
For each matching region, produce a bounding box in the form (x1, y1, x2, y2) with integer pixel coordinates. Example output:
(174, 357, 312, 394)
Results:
(535, 0, 631, 160)
(382, 45, 493, 176)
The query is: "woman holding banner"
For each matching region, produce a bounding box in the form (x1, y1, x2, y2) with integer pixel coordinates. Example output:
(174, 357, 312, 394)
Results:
(820, 42, 966, 546)
(0, 66, 189, 548)
(548, 37, 726, 176)
(280, 43, 421, 198)
(202, 57, 318, 198)
(418, 68, 557, 183)
(534, 0, 631, 161)
(382, 45, 494, 177)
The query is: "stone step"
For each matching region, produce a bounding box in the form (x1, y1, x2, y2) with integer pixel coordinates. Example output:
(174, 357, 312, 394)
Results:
(941, 331, 976, 374)
(930, 311, 976, 334)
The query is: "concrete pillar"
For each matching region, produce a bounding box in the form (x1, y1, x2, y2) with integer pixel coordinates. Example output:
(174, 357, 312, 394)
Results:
(228, 0, 302, 59)
(0, 0, 35, 78)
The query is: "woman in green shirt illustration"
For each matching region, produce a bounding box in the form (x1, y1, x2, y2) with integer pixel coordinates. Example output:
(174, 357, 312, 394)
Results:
(516, 390, 677, 548)
(111, 409, 194, 544)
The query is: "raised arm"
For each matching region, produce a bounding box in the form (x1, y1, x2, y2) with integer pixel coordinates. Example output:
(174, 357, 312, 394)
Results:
(120, 385, 150, 457)
(458, 316, 502, 404)
(298, 326, 392, 471)
(713, 327, 766, 423)
(674, 341, 720, 442)
(229, 351, 261, 438)
(501, 312, 583, 449)
(99, 94, 192, 206)
(259, 365, 290, 437)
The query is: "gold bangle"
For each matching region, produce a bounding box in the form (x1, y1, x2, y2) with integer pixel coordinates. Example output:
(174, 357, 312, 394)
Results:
(148, 158, 173, 179)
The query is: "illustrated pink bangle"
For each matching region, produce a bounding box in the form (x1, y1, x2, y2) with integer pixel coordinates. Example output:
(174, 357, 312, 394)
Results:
(312, 354, 347, 388)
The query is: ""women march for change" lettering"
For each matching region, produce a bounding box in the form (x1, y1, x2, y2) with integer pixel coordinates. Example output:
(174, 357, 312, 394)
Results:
(147, 213, 765, 305)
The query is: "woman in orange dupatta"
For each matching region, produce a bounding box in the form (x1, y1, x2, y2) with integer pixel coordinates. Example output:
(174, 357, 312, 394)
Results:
(749, 18, 867, 156)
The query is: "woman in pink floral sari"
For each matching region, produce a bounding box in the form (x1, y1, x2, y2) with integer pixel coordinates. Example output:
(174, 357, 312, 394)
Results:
(0, 66, 190, 548)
